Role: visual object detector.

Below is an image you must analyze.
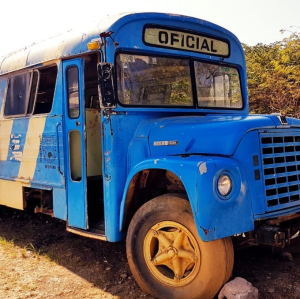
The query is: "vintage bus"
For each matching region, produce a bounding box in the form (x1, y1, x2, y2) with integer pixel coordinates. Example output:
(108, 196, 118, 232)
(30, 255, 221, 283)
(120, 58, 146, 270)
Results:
(1, 12, 300, 299)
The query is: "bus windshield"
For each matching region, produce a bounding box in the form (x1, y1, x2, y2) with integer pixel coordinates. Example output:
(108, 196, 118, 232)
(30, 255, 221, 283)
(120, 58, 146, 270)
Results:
(116, 53, 242, 109)
(194, 62, 242, 109)
(116, 54, 193, 106)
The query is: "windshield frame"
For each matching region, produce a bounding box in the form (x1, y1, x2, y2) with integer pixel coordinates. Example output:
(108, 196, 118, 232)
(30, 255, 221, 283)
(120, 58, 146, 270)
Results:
(114, 50, 244, 111)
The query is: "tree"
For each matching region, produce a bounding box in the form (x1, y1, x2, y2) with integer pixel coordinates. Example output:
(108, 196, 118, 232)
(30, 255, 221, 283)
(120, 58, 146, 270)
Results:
(244, 31, 300, 118)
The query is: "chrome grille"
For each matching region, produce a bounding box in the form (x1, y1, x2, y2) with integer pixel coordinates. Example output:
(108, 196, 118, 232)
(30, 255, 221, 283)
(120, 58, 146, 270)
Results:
(260, 131, 300, 212)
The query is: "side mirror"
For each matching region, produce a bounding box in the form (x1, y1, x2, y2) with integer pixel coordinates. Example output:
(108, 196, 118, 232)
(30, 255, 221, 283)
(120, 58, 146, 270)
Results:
(97, 63, 116, 108)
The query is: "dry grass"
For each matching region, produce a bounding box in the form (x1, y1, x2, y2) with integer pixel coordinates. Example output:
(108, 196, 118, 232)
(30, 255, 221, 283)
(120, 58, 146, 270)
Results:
(0, 207, 152, 299)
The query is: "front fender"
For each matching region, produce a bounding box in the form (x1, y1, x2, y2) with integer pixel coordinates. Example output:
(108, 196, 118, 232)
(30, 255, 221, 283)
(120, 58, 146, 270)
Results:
(119, 156, 200, 230)
(120, 155, 254, 241)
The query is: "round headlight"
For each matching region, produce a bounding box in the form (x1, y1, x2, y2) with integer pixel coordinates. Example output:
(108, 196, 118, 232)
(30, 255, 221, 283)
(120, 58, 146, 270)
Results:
(218, 174, 232, 197)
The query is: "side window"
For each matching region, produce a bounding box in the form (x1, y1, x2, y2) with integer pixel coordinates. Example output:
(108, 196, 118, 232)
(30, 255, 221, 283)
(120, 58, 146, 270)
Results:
(67, 66, 80, 119)
(84, 53, 100, 109)
(4, 72, 32, 116)
(4, 65, 57, 118)
(34, 66, 57, 114)
(28, 71, 39, 114)
(0, 77, 8, 112)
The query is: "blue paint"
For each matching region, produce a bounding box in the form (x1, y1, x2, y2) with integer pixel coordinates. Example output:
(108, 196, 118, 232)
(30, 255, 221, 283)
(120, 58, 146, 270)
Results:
(32, 115, 64, 187)
(53, 188, 67, 220)
(147, 114, 276, 156)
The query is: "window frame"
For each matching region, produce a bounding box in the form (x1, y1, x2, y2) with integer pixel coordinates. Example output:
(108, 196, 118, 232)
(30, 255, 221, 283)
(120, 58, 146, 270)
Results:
(66, 65, 81, 119)
(4, 70, 35, 118)
(27, 70, 40, 115)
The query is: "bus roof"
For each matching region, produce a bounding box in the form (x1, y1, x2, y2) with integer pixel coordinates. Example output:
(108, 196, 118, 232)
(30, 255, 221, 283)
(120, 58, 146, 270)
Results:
(0, 12, 241, 75)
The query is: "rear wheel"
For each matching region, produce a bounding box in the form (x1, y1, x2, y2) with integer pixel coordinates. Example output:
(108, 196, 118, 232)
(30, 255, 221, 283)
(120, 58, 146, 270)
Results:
(126, 194, 234, 299)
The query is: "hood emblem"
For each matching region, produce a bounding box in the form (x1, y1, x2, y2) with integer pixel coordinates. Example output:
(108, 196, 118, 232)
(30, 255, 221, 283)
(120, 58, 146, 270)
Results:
(154, 140, 178, 146)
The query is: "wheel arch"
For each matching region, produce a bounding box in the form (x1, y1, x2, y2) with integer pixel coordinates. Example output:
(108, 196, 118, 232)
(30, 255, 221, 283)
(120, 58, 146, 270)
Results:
(119, 158, 199, 232)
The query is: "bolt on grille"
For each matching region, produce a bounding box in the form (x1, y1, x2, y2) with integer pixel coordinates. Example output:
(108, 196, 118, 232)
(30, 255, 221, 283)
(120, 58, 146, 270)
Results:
(260, 132, 300, 212)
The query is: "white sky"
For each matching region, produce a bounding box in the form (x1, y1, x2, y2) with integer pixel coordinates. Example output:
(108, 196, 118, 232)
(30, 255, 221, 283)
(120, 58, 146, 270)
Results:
(1, 0, 299, 57)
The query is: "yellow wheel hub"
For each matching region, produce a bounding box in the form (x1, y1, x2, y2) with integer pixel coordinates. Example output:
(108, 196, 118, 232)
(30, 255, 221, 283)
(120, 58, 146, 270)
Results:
(144, 221, 200, 287)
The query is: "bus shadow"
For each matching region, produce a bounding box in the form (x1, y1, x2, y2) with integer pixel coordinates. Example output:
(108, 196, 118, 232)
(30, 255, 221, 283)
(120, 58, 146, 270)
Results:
(0, 206, 154, 299)
(4, 205, 299, 299)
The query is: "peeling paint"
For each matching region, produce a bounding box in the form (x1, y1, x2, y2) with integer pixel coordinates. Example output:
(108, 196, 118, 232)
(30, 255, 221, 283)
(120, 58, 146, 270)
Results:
(199, 162, 207, 175)
(10, 151, 23, 161)
(200, 225, 210, 236)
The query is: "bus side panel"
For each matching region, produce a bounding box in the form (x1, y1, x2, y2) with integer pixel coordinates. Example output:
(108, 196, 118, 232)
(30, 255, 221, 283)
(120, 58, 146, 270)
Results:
(102, 113, 153, 241)
(31, 116, 63, 184)
(0, 62, 67, 216)
(31, 62, 67, 220)
(0, 76, 28, 209)
(0, 119, 14, 175)
(0, 117, 42, 209)
(0, 180, 23, 209)
(30, 116, 66, 220)
(1, 118, 30, 180)
(17, 117, 46, 181)
(53, 188, 67, 220)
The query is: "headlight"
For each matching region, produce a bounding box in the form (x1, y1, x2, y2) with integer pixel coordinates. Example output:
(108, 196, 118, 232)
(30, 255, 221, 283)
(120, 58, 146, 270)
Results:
(217, 174, 232, 197)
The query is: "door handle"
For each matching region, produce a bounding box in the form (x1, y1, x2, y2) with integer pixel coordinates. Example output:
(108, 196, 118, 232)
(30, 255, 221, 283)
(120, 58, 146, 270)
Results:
(56, 122, 63, 175)
(76, 121, 80, 127)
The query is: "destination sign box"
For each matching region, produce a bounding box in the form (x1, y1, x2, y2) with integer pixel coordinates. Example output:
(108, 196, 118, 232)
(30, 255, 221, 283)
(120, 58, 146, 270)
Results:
(144, 27, 229, 57)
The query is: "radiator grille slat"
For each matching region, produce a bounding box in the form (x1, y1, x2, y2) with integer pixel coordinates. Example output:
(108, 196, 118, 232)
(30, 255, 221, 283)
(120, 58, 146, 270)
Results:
(260, 132, 300, 211)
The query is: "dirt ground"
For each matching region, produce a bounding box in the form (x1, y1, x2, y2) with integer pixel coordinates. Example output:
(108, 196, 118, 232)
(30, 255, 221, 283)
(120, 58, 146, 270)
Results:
(0, 206, 300, 299)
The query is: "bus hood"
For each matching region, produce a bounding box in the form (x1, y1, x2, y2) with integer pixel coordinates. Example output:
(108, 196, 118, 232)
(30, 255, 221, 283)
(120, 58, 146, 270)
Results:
(141, 114, 300, 157)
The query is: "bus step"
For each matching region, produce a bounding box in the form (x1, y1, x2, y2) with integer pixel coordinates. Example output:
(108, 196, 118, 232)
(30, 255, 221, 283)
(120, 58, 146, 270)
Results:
(66, 226, 107, 241)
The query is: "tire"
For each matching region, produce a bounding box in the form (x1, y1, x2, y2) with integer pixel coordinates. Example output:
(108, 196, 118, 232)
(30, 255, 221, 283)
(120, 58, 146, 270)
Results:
(126, 194, 234, 299)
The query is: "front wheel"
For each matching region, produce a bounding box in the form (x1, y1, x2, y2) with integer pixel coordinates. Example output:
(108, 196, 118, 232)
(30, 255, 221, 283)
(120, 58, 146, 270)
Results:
(126, 194, 234, 299)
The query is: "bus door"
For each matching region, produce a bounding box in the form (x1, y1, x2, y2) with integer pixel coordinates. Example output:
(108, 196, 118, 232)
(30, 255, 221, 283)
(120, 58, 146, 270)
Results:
(63, 59, 88, 229)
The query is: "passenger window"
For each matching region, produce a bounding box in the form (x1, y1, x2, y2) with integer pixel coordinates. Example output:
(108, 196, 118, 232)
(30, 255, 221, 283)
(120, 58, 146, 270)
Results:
(67, 66, 80, 118)
(4, 65, 57, 117)
(4, 72, 32, 116)
(84, 53, 100, 109)
(34, 66, 57, 114)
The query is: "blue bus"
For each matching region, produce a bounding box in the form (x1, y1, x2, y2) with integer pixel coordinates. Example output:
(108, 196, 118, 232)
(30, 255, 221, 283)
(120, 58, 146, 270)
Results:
(1, 12, 300, 299)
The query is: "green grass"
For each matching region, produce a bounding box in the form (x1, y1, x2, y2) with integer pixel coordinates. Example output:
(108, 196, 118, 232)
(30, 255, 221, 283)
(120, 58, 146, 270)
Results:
(0, 236, 10, 246)
(0, 236, 18, 258)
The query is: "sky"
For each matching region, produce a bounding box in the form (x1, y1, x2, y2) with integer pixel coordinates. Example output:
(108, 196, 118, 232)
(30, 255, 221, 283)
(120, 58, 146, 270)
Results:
(0, 0, 299, 57)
